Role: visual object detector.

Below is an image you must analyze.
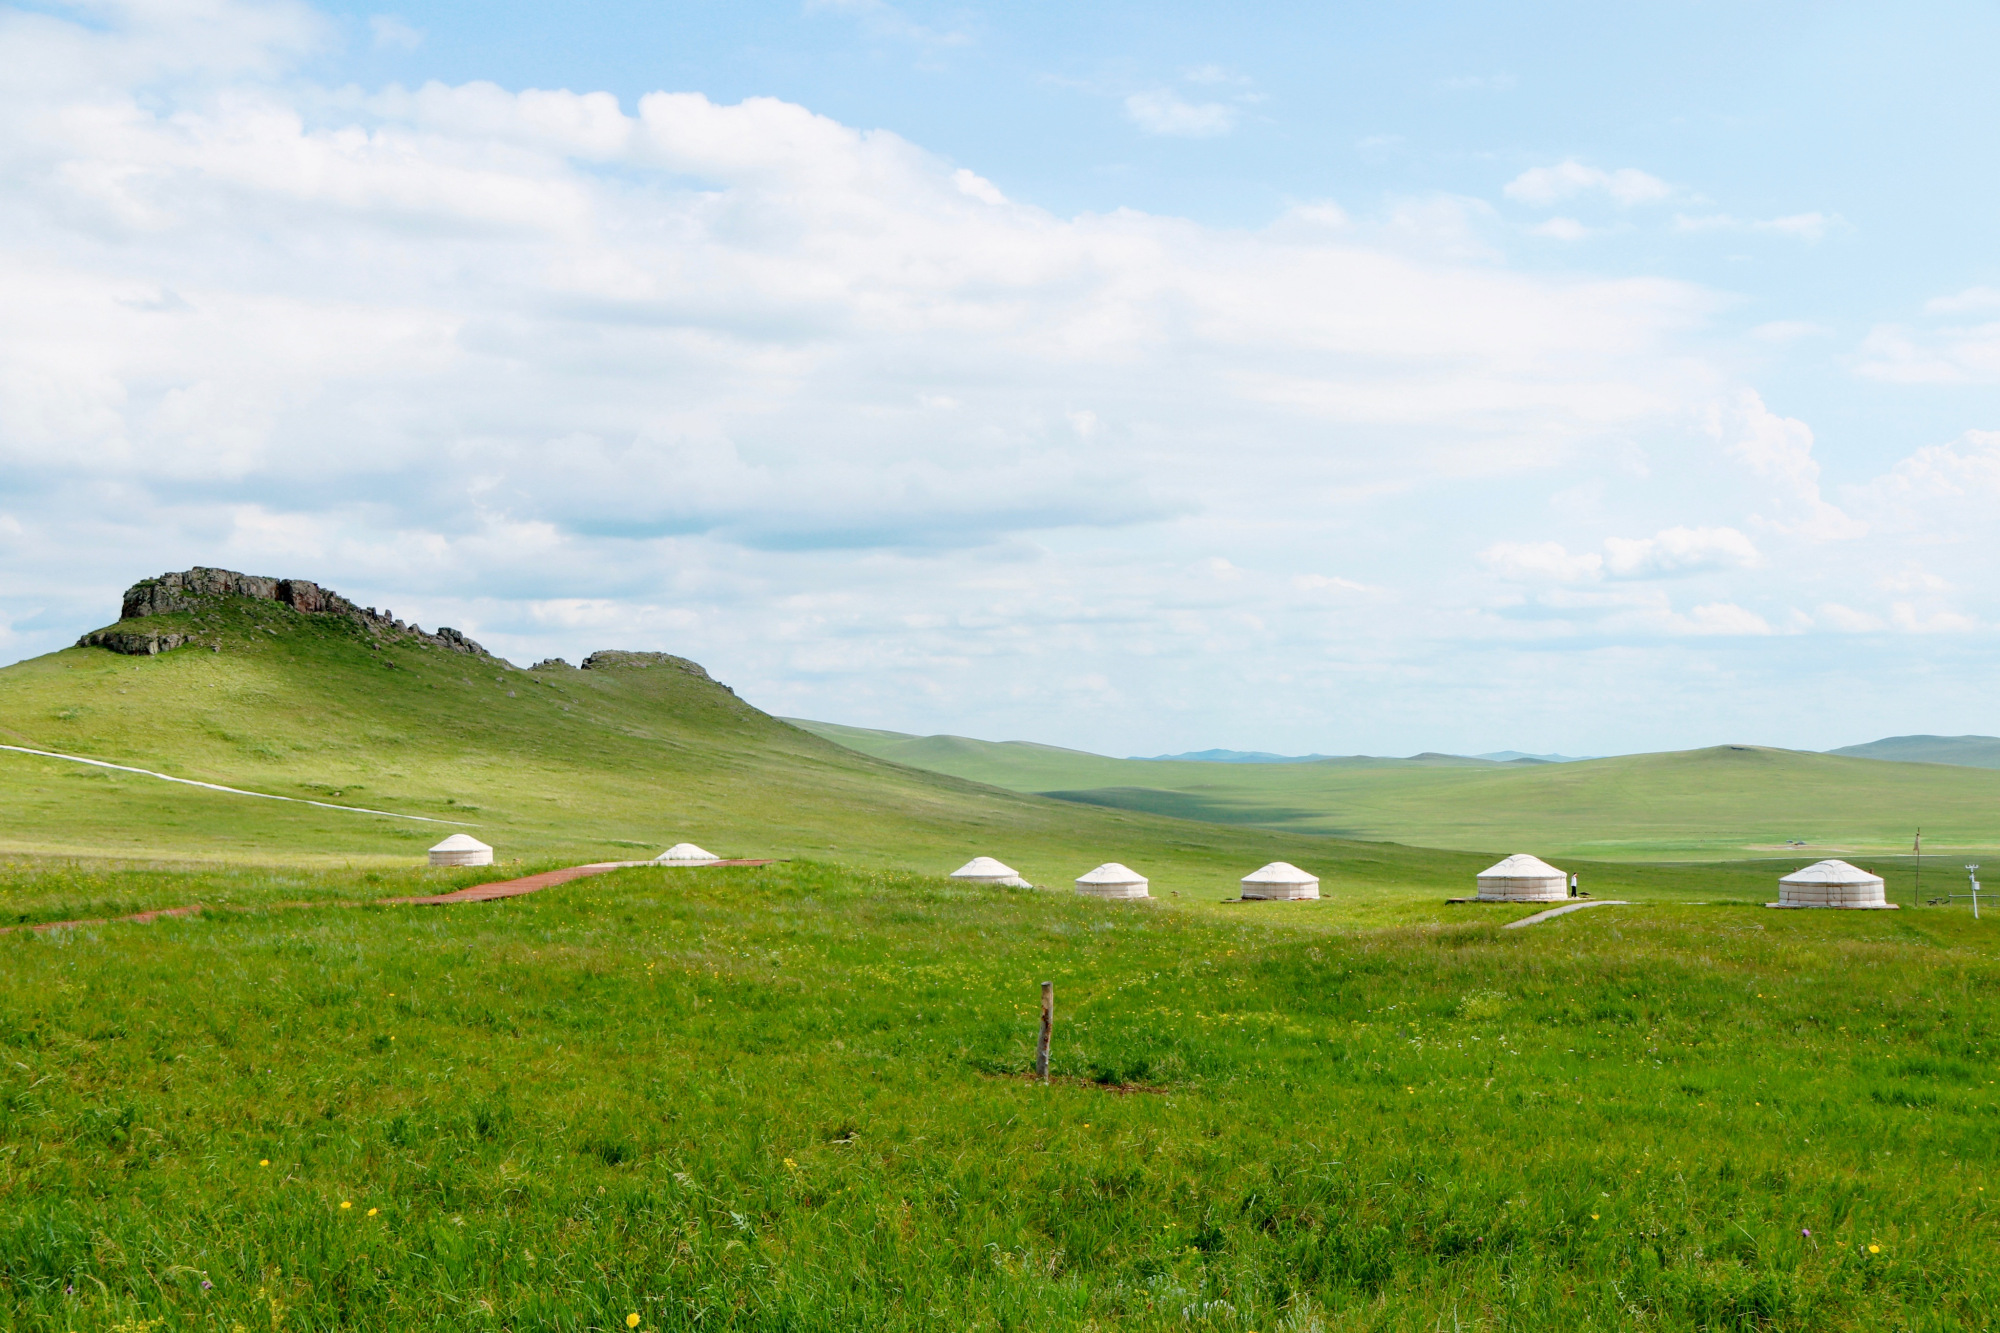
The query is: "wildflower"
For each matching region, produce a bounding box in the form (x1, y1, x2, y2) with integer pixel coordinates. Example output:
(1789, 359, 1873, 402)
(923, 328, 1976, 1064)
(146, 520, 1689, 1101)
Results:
(627, 1315, 641, 1329)
(1590, 1214, 1599, 1221)
(340, 1200, 353, 1210)
(259, 1159, 270, 1167)
(1802, 1229, 1811, 1238)
(782, 1157, 798, 1172)
(367, 1208, 379, 1217)
(1868, 1244, 1880, 1254)
(202, 1280, 214, 1290)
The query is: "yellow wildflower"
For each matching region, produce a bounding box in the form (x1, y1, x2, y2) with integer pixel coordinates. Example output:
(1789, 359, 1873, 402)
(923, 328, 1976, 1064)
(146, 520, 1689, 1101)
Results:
(627, 1315, 641, 1329)
(367, 1208, 379, 1217)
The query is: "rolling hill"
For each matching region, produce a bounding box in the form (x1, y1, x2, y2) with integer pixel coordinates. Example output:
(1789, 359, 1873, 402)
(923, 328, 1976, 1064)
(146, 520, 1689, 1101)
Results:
(0, 568, 1500, 896)
(790, 719, 2000, 859)
(1827, 734, 2000, 768)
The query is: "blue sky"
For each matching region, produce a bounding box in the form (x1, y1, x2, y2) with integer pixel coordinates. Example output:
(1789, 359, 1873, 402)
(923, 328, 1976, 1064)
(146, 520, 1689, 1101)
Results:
(1, 0, 1997, 756)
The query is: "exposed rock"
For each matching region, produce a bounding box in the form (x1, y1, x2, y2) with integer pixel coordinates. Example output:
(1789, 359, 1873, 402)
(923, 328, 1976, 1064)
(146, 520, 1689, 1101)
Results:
(581, 649, 736, 694)
(82, 566, 493, 657)
(77, 629, 193, 656)
(531, 657, 575, 671)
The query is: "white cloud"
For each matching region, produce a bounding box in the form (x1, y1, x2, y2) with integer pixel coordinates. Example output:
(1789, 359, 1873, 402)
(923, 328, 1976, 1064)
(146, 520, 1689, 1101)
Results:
(1854, 320, 2000, 384)
(1708, 391, 1867, 538)
(1482, 526, 1758, 585)
(1529, 216, 1593, 241)
(17, 0, 1994, 754)
(1123, 88, 1239, 138)
(368, 14, 422, 51)
(1480, 541, 1603, 582)
(1602, 526, 1760, 578)
(1504, 160, 1671, 208)
(1926, 286, 2000, 314)
(1748, 320, 1831, 343)
(1673, 212, 1837, 242)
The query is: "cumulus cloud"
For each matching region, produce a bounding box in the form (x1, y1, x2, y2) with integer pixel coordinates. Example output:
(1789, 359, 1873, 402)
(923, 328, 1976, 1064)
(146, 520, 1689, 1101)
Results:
(1123, 88, 1239, 138)
(1504, 160, 1671, 208)
(1708, 391, 1867, 538)
(1674, 211, 1836, 241)
(7, 0, 1993, 754)
(368, 14, 422, 50)
(1481, 527, 1758, 582)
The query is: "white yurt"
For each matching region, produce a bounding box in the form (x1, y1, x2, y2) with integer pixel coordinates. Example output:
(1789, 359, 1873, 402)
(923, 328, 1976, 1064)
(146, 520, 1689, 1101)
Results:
(1241, 862, 1320, 900)
(1076, 863, 1150, 899)
(1771, 859, 1897, 909)
(655, 843, 722, 866)
(1475, 854, 1568, 902)
(950, 856, 1030, 887)
(428, 833, 493, 867)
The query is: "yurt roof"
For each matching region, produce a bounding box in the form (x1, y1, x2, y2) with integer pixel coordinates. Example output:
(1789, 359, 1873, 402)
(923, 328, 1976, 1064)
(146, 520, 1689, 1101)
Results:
(1077, 862, 1145, 884)
(1477, 853, 1564, 879)
(430, 833, 492, 853)
(656, 842, 719, 861)
(1242, 861, 1317, 884)
(1780, 859, 1882, 884)
(952, 856, 1019, 878)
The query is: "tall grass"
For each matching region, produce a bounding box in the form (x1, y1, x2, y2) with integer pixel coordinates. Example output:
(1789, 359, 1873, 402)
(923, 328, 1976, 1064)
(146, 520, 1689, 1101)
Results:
(3, 862, 1994, 1329)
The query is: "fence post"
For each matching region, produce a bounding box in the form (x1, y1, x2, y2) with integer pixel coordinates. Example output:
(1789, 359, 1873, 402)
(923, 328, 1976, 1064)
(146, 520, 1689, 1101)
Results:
(1037, 981, 1054, 1082)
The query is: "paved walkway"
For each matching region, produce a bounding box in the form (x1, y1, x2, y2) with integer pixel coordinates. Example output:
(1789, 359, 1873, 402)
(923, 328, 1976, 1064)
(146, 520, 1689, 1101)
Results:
(1501, 899, 1633, 929)
(1, 859, 776, 935)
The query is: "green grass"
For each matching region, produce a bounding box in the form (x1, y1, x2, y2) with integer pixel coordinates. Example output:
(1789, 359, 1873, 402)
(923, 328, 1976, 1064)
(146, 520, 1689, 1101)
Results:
(791, 721, 2000, 862)
(6, 588, 1997, 1328)
(0, 596, 1461, 890)
(2, 861, 1995, 1330)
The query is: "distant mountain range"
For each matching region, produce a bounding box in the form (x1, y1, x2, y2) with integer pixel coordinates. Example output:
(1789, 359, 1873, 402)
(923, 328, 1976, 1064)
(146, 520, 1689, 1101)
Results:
(1826, 734, 2000, 769)
(1131, 748, 1592, 765)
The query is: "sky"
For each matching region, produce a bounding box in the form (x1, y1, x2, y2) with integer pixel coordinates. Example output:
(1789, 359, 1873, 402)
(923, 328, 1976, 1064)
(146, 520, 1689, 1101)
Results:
(2, 0, 1998, 757)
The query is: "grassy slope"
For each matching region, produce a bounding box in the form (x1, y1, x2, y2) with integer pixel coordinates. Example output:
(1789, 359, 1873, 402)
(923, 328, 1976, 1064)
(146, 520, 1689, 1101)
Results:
(1829, 735, 2000, 769)
(0, 595, 1505, 905)
(792, 720, 2000, 860)
(1, 862, 1993, 1330)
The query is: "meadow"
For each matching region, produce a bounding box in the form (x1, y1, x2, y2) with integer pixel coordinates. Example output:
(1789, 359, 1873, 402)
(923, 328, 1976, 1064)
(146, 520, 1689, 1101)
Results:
(2, 860, 1996, 1331)
(791, 722, 2000, 862)
(3, 591, 1997, 1330)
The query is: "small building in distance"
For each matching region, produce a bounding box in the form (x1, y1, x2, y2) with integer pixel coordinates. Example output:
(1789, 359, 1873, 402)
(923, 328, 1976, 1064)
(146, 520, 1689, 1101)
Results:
(1476, 854, 1568, 902)
(950, 856, 1030, 887)
(429, 833, 493, 867)
(1240, 862, 1319, 900)
(1076, 863, 1150, 900)
(655, 843, 722, 866)
(1770, 859, 1898, 909)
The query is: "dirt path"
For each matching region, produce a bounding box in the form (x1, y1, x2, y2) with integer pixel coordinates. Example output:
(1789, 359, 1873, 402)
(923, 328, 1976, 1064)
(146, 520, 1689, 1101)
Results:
(1, 859, 777, 935)
(1501, 899, 1633, 929)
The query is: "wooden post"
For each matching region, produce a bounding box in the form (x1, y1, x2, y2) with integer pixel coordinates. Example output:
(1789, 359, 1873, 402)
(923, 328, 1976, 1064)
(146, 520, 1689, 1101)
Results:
(1036, 982, 1053, 1082)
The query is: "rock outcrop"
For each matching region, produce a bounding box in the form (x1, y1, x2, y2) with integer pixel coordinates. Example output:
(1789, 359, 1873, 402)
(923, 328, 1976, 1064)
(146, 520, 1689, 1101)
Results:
(80, 567, 493, 658)
(581, 649, 734, 693)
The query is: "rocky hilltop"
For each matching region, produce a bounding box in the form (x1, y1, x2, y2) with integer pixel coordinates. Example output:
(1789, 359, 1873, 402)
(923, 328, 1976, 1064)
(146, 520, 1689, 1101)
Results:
(78, 567, 492, 657)
(74, 570, 733, 691)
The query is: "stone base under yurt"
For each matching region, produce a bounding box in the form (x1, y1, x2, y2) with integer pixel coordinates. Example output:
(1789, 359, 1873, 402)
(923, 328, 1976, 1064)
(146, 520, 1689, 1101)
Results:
(1076, 863, 1149, 899)
(1768, 859, 1898, 909)
(1475, 853, 1567, 902)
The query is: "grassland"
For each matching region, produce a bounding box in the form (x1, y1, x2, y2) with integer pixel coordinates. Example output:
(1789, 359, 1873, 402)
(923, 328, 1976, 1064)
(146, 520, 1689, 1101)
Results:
(0, 596, 1447, 894)
(3, 860, 1996, 1331)
(791, 721, 2000, 862)
(4, 588, 1997, 1329)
